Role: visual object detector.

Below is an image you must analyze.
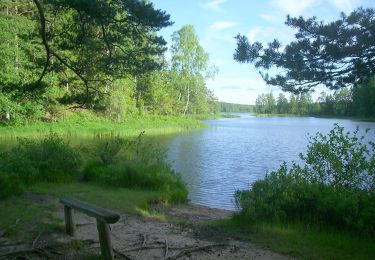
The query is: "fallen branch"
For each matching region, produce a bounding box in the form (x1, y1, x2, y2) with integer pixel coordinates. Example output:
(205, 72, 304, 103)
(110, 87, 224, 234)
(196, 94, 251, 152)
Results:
(164, 239, 169, 259)
(32, 228, 44, 249)
(166, 243, 229, 260)
(135, 233, 147, 260)
(142, 234, 147, 247)
(112, 248, 132, 260)
(0, 239, 96, 258)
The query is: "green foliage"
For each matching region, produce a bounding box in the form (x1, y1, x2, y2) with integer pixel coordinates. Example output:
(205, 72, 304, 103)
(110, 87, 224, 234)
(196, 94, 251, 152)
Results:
(171, 25, 218, 115)
(0, 173, 25, 200)
(0, 133, 80, 195)
(300, 125, 374, 190)
(352, 76, 375, 117)
(220, 102, 253, 113)
(234, 7, 375, 93)
(83, 133, 188, 203)
(236, 125, 375, 234)
(255, 92, 317, 115)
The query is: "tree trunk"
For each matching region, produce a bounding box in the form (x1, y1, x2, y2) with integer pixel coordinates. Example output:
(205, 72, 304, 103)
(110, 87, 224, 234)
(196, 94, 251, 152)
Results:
(14, 5, 19, 76)
(183, 84, 190, 115)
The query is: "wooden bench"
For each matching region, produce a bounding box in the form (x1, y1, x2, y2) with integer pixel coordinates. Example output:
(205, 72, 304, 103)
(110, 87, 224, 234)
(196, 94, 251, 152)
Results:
(59, 198, 121, 260)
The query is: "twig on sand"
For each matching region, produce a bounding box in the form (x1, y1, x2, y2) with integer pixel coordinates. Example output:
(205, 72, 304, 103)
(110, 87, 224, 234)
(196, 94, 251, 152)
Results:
(166, 243, 229, 260)
(135, 233, 147, 259)
(164, 239, 169, 259)
(32, 228, 44, 248)
(113, 247, 132, 260)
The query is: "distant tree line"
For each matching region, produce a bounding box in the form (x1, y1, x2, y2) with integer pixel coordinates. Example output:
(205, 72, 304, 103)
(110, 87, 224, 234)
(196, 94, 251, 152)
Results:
(254, 78, 375, 118)
(0, 1, 218, 125)
(220, 102, 253, 113)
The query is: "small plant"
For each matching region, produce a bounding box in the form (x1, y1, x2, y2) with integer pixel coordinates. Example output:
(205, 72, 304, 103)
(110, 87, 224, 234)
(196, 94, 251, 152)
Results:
(236, 124, 375, 234)
(300, 124, 374, 191)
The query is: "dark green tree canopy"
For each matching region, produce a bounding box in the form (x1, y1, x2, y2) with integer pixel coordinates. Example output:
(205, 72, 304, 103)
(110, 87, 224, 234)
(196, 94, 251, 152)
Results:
(234, 7, 375, 93)
(9, 0, 172, 103)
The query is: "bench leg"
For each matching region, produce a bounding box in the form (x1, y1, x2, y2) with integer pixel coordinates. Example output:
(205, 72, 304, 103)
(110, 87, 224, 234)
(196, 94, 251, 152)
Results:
(96, 220, 113, 260)
(64, 206, 75, 236)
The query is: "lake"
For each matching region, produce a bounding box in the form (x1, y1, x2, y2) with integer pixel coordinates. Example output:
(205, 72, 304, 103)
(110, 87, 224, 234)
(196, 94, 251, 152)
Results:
(166, 114, 375, 210)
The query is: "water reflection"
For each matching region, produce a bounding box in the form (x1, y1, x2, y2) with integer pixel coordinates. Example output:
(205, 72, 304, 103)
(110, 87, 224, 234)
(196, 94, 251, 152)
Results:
(168, 115, 375, 210)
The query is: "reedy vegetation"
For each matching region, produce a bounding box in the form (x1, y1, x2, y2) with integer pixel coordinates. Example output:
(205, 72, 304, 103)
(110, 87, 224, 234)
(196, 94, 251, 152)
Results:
(0, 132, 187, 203)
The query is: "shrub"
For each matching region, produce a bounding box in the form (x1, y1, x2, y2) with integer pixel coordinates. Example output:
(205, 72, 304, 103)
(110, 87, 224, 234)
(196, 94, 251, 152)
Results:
(300, 124, 374, 191)
(0, 173, 25, 199)
(83, 133, 188, 203)
(236, 124, 375, 234)
(0, 133, 80, 184)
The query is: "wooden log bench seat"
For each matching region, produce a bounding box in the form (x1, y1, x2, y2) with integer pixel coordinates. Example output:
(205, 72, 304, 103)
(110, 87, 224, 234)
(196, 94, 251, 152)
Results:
(59, 198, 121, 259)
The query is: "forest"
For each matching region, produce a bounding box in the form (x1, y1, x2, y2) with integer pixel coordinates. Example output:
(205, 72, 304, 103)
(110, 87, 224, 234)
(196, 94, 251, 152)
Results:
(254, 81, 375, 118)
(0, 1, 219, 126)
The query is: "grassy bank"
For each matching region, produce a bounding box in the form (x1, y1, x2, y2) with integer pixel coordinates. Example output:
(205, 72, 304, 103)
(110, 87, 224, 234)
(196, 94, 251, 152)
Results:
(0, 182, 164, 241)
(224, 124, 375, 259)
(0, 114, 207, 138)
(210, 218, 375, 259)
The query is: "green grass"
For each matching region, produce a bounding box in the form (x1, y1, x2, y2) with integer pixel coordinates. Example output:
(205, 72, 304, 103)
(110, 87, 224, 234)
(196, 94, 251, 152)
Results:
(0, 193, 61, 241)
(0, 115, 206, 138)
(209, 217, 375, 260)
(31, 182, 161, 214)
(0, 182, 164, 241)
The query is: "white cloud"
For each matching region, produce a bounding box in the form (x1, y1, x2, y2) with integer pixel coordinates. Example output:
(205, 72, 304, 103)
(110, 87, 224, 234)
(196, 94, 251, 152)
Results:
(200, 0, 227, 12)
(329, 0, 361, 13)
(247, 27, 262, 43)
(246, 26, 295, 44)
(202, 21, 238, 49)
(271, 0, 320, 15)
(259, 13, 275, 22)
(206, 76, 270, 104)
(208, 21, 238, 31)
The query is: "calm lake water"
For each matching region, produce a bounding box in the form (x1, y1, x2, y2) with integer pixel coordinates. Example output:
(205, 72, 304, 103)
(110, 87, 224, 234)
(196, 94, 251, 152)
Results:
(166, 114, 375, 210)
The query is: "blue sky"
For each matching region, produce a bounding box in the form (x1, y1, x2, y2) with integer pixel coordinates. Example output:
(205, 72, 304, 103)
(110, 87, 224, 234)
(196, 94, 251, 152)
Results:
(152, 0, 375, 104)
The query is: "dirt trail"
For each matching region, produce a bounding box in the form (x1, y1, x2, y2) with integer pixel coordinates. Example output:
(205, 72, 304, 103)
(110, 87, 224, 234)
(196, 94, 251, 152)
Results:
(1, 198, 289, 259)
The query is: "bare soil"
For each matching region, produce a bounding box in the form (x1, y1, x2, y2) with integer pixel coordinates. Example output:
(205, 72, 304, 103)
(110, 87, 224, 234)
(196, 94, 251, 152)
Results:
(0, 196, 290, 259)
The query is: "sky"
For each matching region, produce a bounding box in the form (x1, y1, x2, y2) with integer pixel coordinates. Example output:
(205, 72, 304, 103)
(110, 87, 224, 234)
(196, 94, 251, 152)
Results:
(152, 0, 375, 105)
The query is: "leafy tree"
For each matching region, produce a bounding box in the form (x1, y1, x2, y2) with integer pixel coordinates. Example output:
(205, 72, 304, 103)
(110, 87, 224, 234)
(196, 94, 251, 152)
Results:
(255, 94, 267, 113)
(220, 102, 253, 113)
(297, 93, 313, 115)
(276, 93, 289, 114)
(234, 8, 375, 93)
(352, 76, 375, 117)
(288, 94, 297, 114)
(171, 25, 217, 114)
(1, 0, 172, 105)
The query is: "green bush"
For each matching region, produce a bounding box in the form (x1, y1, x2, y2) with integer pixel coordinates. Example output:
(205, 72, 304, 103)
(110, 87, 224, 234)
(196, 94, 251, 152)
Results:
(0, 133, 80, 190)
(0, 173, 25, 200)
(83, 133, 188, 203)
(236, 124, 375, 234)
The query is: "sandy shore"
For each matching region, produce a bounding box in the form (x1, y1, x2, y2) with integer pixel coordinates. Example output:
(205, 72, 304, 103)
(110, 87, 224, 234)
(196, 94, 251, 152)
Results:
(0, 196, 289, 259)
